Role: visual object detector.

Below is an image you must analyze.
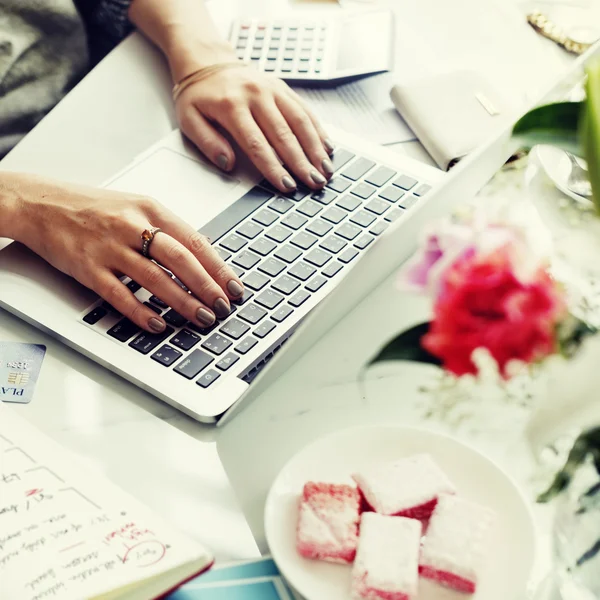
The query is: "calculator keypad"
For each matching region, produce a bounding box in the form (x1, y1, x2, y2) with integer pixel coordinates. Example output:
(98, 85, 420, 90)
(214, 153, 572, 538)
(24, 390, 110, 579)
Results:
(231, 19, 329, 80)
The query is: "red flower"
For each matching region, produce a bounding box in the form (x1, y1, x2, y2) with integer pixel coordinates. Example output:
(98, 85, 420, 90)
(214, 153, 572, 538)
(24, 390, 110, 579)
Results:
(422, 246, 566, 378)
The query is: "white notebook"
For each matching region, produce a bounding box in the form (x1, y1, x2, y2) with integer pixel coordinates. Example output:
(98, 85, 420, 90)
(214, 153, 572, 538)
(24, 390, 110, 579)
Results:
(0, 404, 213, 600)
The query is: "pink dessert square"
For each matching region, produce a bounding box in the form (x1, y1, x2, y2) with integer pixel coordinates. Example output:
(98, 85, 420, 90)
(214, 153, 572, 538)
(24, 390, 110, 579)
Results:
(419, 493, 496, 594)
(352, 454, 456, 519)
(296, 482, 361, 564)
(352, 513, 422, 600)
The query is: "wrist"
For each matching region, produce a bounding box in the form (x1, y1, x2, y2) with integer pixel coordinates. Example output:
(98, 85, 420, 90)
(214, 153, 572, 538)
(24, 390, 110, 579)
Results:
(0, 173, 25, 240)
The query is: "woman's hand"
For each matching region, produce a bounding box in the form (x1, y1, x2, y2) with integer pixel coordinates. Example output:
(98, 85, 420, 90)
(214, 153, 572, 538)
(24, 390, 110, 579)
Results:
(3, 173, 243, 333)
(175, 66, 335, 194)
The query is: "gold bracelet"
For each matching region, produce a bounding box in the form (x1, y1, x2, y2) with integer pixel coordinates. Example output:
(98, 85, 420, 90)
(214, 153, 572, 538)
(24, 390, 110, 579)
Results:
(527, 10, 591, 56)
(172, 62, 247, 101)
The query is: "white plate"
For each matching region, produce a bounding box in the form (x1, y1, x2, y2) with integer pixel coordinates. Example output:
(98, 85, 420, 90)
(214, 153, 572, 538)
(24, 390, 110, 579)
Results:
(265, 426, 536, 600)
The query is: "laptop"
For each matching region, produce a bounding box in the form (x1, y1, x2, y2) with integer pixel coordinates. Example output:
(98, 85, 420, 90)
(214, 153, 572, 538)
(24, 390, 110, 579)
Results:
(0, 47, 586, 424)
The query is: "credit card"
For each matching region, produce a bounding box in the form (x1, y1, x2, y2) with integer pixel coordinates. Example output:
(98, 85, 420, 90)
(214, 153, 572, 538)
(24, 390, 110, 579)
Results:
(0, 342, 46, 404)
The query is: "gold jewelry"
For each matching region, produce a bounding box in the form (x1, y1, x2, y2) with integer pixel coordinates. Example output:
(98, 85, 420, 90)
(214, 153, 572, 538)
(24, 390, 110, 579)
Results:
(141, 227, 162, 258)
(527, 10, 593, 55)
(172, 62, 247, 101)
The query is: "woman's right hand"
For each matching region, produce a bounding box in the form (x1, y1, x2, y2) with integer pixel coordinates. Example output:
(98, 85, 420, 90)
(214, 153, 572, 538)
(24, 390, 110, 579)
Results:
(1, 172, 243, 333)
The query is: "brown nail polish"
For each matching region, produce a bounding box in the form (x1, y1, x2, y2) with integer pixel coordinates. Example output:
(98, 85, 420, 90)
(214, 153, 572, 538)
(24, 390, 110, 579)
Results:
(282, 175, 297, 190)
(149, 317, 166, 333)
(311, 170, 326, 185)
(324, 138, 335, 155)
(214, 298, 231, 319)
(227, 280, 244, 297)
(217, 154, 229, 170)
(322, 158, 334, 176)
(197, 307, 216, 326)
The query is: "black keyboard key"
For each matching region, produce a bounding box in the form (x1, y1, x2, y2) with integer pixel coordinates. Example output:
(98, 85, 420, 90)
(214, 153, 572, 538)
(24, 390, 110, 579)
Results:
(83, 306, 108, 325)
(365, 198, 390, 216)
(145, 302, 163, 315)
(311, 189, 337, 205)
(233, 250, 261, 270)
(370, 221, 390, 236)
(233, 289, 254, 306)
(199, 186, 273, 241)
(385, 207, 405, 222)
(326, 176, 352, 193)
(399, 195, 418, 210)
(379, 186, 405, 203)
(258, 257, 286, 277)
(129, 326, 174, 355)
(174, 348, 214, 378)
(274, 244, 302, 263)
(235, 336, 258, 354)
(151, 344, 182, 366)
(322, 261, 343, 278)
(306, 274, 327, 293)
(330, 148, 355, 172)
(272, 304, 293, 322)
(342, 157, 375, 181)
(238, 303, 268, 324)
(220, 318, 251, 340)
(201, 333, 233, 356)
(265, 225, 292, 243)
(254, 319, 276, 338)
(306, 219, 333, 237)
(256, 289, 285, 309)
(188, 320, 218, 335)
(339, 247, 359, 263)
(102, 301, 121, 315)
(320, 235, 347, 254)
(237, 221, 264, 239)
(322, 207, 347, 224)
(243, 271, 270, 291)
(215, 246, 232, 261)
(365, 166, 396, 187)
(221, 233, 247, 253)
(216, 353, 240, 371)
(248, 237, 277, 256)
(253, 208, 278, 226)
(304, 248, 331, 267)
(335, 222, 362, 241)
(291, 232, 318, 250)
(272, 275, 301, 295)
(297, 200, 322, 217)
(149, 296, 169, 309)
(126, 280, 141, 293)
(355, 234, 374, 250)
(393, 174, 418, 190)
(170, 329, 201, 351)
(288, 261, 316, 281)
(289, 289, 311, 307)
(107, 319, 139, 342)
(414, 183, 431, 196)
(196, 369, 221, 388)
(269, 197, 295, 214)
(352, 182, 377, 200)
(336, 194, 362, 212)
(281, 212, 308, 230)
(350, 210, 376, 228)
(163, 309, 187, 328)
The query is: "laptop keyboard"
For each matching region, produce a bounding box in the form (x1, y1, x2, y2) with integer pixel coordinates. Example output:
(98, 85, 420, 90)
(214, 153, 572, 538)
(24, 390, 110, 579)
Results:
(82, 148, 431, 391)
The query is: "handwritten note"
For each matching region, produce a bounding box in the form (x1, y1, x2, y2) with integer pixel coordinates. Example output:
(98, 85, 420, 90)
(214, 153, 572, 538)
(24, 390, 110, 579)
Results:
(0, 405, 212, 600)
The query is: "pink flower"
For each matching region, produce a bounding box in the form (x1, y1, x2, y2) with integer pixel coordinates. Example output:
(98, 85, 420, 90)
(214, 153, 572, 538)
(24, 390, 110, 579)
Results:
(422, 245, 567, 378)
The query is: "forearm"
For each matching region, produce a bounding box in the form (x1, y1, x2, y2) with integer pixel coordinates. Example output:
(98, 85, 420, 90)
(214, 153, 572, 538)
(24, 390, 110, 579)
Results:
(0, 173, 27, 240)
(129, 0, 236, 83)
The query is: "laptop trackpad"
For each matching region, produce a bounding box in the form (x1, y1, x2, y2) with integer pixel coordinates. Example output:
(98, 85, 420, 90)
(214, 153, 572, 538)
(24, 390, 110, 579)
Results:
(105, 147, 242, 230)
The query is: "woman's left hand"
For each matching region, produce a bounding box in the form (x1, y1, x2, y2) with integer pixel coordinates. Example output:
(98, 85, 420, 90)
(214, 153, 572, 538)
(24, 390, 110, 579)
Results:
(174, 65, 335, 194)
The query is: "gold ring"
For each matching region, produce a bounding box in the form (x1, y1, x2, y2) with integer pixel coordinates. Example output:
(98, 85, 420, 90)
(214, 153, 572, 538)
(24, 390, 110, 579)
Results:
(141, 227, 162, 258)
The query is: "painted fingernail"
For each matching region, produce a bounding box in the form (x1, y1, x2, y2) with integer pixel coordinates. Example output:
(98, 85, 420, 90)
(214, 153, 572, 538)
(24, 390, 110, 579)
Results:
(282, 175, 297, 190)
(213, 298, 231, 319)
(310, 170, 326, 185)
(324, 138, 335, 155)
(197, 307, 216, 326)
(227, 279, 244, 297)
(216, 154, 229, 171)
(149, 318, 166, 333)
(322, 158, 334, 176)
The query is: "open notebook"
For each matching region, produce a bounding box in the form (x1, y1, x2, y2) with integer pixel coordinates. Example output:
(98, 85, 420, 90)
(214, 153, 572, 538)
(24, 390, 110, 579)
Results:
(0, 404, 213, 600)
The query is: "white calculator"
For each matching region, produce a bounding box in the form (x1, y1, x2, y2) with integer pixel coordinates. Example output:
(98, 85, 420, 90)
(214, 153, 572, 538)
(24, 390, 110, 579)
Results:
(229, 9, 395, 85)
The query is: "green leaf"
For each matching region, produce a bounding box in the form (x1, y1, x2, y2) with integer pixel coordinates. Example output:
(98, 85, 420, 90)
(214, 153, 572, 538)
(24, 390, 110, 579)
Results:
(512, 101, 584, 155)
(366, 322, 442, 368)
(583, 57, 600, 214)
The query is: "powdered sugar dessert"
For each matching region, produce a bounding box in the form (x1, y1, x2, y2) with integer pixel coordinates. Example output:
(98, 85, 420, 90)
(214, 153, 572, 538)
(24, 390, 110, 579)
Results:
(296, 482, 361, 564)
(419, 493, 496, 593)
(352, 454, 456, 519)
(352, 513, 421, 600)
